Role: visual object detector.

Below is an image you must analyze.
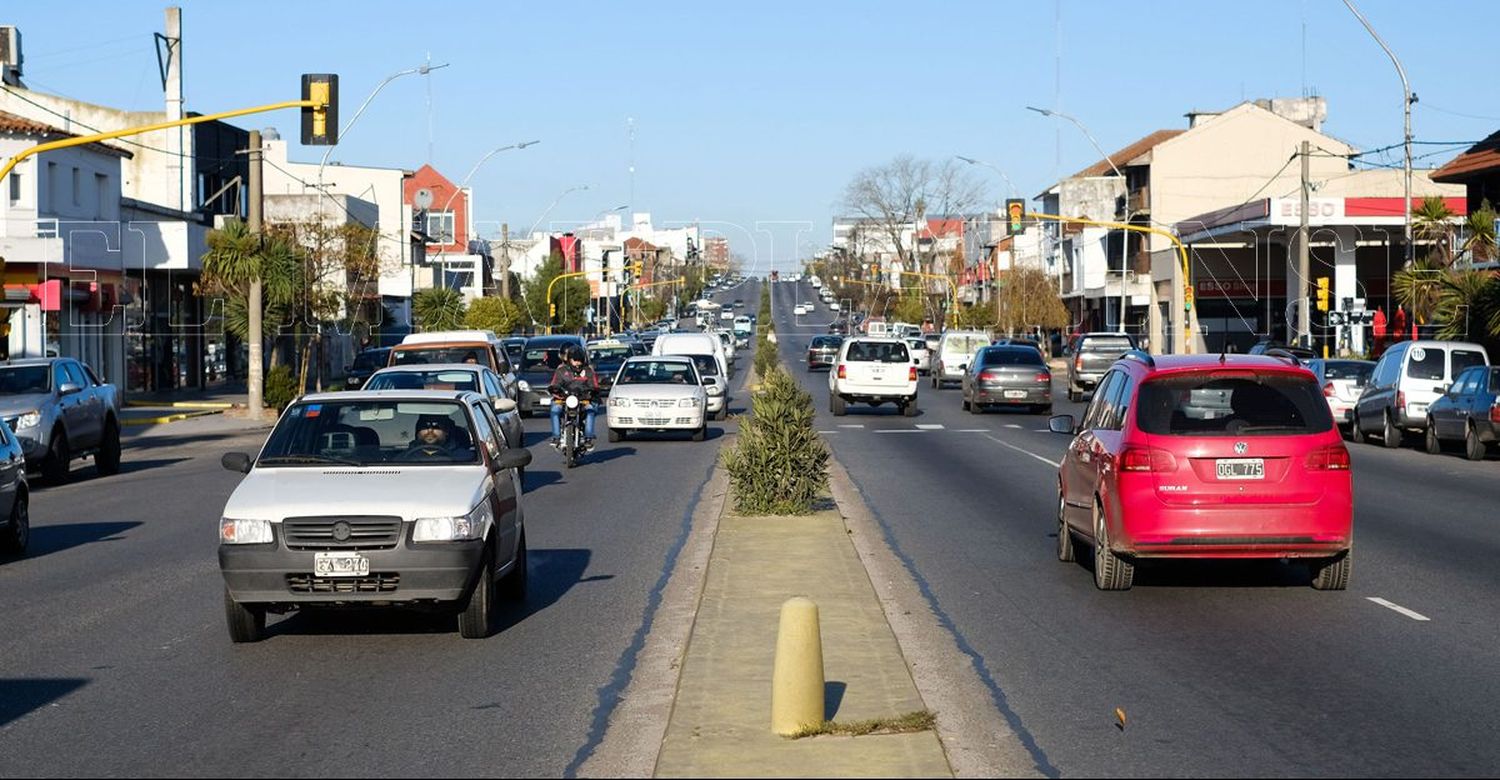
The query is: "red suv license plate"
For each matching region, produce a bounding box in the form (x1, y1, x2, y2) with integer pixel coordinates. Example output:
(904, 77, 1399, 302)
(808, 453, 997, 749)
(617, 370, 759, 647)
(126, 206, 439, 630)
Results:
(1215, 458, 1265, 480)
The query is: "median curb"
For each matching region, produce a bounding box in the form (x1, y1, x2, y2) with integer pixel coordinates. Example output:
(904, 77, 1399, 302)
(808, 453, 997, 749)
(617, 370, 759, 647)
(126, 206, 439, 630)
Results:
(121, 408, 225, 427)
(123, 400, 237, 409)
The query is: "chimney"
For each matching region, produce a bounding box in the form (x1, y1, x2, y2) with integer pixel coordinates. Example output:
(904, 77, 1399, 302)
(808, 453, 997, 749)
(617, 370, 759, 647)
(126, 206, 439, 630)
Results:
(0, 26, 22, 88)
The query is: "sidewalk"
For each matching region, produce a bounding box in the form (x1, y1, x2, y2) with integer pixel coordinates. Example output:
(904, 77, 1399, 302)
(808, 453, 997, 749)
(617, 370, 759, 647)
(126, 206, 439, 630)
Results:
(653, 506, 951, 778)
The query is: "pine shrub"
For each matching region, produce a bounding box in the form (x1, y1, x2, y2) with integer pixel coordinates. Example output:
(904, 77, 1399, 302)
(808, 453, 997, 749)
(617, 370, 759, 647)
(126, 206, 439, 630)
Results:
(721, 366, 829, 515)
(264, 365, 297, 412)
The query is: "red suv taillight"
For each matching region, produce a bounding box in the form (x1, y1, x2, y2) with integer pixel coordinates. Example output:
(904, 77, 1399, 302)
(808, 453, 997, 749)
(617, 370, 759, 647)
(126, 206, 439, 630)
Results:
(908, 366, 918, 381)
(1323, 381, 1336, 398)
(1305, 444, 1351, 471)
(1118, 447, 1178, 472)
(837, 364, 846, 379)
(1036, 371, 1052, 383)
(1490, 403, 1500, 424)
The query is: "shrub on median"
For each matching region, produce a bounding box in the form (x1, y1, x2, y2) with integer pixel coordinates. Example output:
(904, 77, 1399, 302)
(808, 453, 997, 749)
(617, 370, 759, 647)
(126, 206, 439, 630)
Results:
(722, 366, 829, 515)
(264, 364, 296, 412)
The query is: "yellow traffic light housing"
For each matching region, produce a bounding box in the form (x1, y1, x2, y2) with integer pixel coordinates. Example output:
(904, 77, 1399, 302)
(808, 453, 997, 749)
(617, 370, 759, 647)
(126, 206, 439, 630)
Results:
(549, 303, 557, 318)
(1005, 199, 1026, 236)
(300, 74, 339, 146)
(1316, 276, 1330, 312)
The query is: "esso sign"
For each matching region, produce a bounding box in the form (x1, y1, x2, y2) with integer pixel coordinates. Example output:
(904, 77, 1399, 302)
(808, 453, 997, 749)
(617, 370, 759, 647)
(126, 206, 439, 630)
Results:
(1277, 198, 1344, 221)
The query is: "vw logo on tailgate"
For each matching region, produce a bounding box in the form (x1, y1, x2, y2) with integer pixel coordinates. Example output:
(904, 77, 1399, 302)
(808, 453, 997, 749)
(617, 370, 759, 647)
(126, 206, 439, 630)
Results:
(1234, 441, 1248, 455)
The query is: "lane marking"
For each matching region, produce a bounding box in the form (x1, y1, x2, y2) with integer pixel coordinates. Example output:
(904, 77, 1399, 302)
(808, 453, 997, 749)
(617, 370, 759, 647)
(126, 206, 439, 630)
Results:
(817, 430, 839, 434)
(875, 429, 925, 434)
(838, 424, 865, 428)
(981, 433, 1062, 468)
(1004, 424, 1023, 429)
(1367, 597, 1431, 622)
(955, 428, 988, 433)
(915, 424, 945, 430)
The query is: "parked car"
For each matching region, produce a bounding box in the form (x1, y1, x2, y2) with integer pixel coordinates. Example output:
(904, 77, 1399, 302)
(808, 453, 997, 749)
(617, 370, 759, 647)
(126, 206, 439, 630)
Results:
(1353, 340, 1489, 448)
(1424, 365, 1500, 460)
(217, 390, 532, 642)
(362, 364, 524, 460)
(516, 335, 588, 417)
(1066, 332, 1138, 402)
(1049, 352, 1352, 591)
(605, 356, 709, 442)
(0, 420, 30, 555)
(344, 347, 392, 390)
(931, 330, 992, 389)
(829, 338, 919, 417)
(0, 358, 122, 482)
(961, 345, 1052, 414)
(1307, 358, 1374, 430)
(807, 335, 843, 371)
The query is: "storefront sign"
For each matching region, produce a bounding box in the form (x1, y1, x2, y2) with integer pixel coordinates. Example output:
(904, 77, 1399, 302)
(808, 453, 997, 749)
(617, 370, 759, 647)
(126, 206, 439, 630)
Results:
(1196, 279, 1287, 298)
(1271, 198, 1345, 223)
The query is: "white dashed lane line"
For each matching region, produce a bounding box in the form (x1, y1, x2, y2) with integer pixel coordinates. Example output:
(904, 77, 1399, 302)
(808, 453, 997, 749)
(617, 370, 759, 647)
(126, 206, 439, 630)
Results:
(874, 429, 925, 434)
(1004, 424, 1023, 429)
(838, 424, 865, 429)
(982, 433, 1062, 468)
(915, 424, 945, 430)
(1367, 597, 1431, 622)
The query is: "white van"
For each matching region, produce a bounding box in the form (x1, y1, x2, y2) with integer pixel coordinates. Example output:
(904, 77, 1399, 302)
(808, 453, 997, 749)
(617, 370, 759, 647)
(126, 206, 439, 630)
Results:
(1353, 339, 1490, 446)
(654, 332, 729, 378)
(932, 330, 993, 388)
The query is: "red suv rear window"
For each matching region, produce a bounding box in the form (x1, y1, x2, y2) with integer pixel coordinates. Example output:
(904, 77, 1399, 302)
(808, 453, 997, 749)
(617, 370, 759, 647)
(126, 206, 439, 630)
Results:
(1135, 372, 1333, 436)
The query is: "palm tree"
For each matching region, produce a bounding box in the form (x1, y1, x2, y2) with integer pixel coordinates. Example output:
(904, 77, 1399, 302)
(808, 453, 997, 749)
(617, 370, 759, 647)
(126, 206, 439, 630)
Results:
(1432, 269, 1498, 340)
(1392, 256, 1447, 325)
(1461, 200, 1497, 265)
(1411, 195, 1457, 266)
(202, 220, 309, 412)
(412, 287, 467, 331)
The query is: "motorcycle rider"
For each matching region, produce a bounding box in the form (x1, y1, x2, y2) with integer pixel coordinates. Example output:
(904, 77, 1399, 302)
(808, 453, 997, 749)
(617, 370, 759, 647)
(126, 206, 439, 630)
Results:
(548, 345, 599, 449)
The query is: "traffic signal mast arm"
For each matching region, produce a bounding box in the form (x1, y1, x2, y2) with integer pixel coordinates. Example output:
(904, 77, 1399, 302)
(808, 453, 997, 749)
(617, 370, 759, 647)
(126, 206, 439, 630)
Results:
(0, 97, 326, 185)
(544, 269, 594, 335)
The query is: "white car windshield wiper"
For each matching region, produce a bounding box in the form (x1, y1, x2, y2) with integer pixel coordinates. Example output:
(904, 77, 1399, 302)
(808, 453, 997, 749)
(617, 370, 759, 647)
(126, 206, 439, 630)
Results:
(258, 454, 364, 468)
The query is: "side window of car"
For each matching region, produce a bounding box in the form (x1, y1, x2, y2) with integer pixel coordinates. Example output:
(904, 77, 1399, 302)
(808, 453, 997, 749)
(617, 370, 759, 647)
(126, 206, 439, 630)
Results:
(469, 402, 502, 458)
(52, 362, 70, 390)
(65, 362, 90, 389)
(1373, 351, 1396, 387)
(482, 370, 502, 400)
(1109, 371, 1136, 431)
(1082, 371, 1117, 430)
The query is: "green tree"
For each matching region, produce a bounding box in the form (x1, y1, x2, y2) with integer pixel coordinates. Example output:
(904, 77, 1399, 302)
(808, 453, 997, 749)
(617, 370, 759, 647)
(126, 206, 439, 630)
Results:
(890, 290, 927, 324)
(1462, 200, 1497, 265)
(956, 303, 998, 330)
(465, 296, 524, 335)
(1412, 195, 1457, 266)
(524, 251, 592, 332)
(996, 267, 1069, 336)
(1393, 256, 1447, 325)
(412, 287, 467, 331)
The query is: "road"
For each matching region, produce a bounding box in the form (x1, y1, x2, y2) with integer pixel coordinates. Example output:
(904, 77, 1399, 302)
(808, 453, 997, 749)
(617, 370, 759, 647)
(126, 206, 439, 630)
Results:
(772, 278, 1500, 777)
(0, 281, 759, 777)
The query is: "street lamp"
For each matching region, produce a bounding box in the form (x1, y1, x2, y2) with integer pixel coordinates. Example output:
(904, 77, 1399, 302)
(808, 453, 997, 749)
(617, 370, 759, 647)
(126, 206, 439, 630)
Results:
(1028, 105, 1129, 335)
(524, 185, 591, 239)
(954, 155, 1018, 197)
(316, 62, 450, 189)
(1341, 0, 1414, 266)
(429, 139, 540, 295)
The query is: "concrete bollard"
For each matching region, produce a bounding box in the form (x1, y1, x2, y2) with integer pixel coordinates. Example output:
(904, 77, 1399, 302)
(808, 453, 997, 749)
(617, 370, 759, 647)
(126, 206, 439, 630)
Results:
(770, 596, 824, 735)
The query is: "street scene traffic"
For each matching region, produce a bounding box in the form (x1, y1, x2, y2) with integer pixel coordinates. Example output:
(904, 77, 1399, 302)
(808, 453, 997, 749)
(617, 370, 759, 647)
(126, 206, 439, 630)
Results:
(4, 2, 1500, 778)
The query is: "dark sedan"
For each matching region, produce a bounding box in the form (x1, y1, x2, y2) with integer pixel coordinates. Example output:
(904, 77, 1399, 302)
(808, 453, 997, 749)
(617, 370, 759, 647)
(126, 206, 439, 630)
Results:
(587, 340, 635, 396)
(807, 335, 843, 371)
(344, 347, 391, 390)
(1425, 365, 1500, 460)
(516, 335, 587, 416)
(962, 345, 1053, 414)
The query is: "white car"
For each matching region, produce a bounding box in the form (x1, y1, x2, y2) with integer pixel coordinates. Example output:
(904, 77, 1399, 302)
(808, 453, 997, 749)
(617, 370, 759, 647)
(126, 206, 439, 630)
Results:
(714, 329, 739, 366)
(217, 390, 532, 642)
(793, 304, 808, 316)
(720, 311, 735, 322)
(606, 356, 709, 442)
(905, 337, 931, 375)
(829, 338, 919, 417)
(932, 330, 992, 388)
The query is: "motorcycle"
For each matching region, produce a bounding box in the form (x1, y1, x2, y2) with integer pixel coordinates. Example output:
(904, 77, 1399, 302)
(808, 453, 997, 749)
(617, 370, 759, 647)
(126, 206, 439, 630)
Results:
(554, 393, 592, 468)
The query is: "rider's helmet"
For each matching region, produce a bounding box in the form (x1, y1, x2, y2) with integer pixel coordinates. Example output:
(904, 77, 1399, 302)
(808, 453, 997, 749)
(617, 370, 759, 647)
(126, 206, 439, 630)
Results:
(563, 344, 586, 365)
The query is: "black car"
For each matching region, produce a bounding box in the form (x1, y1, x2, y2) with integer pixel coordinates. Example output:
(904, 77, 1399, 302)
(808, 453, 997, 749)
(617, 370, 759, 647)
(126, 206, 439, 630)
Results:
(501, 337, 527, 370)
(587, 339, 635, 396)
(344, 347, 392, 390)
(827, 320, 849, 336)
(516, 335, 588, 416)
(807, 335, 844, 371)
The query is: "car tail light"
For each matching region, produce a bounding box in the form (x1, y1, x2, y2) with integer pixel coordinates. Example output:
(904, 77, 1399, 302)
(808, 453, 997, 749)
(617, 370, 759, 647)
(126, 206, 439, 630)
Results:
(1036, 372, 1052, 383)
(1397, 390, 1406, 410)
(1305, 444, 1351, 471)
(1074, 355, 1083, 371)
(909, 366, 918, 381)
(837, 364, 846, 379)
(1490, 403, 1500, 424)
(979, 370, 1001, 383)
(1118, 447, 1177, 472)
(1323, 382, 1336, 398)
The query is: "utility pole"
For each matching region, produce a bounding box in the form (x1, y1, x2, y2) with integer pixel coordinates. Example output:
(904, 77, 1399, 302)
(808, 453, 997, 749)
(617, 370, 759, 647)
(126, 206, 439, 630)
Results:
(1296, 140, 1311, 347)
(499, 222, 511, 301)
(247, 129, 264, 420)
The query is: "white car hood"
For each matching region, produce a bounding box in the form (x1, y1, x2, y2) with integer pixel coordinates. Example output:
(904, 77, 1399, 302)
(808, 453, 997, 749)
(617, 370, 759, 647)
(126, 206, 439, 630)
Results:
(612, 384, 706, 401)
(223, 465, 487, 522)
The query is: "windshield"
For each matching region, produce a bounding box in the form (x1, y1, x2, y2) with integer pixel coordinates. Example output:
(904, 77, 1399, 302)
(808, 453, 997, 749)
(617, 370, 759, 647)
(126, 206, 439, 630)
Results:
(521, 347, 566, 373)
(617, 360, 697, 385)
(907, 339, 927, 351)
(259, 400, 480, 466)
(364, 370, 480, 393)
(0, 366, 50, 394)
(846, 341, 910, 363)
(589, 345, 632, 363)
(1136, 372, 1333, 436)
(1452, 349, 1486, 378)
(943, 335, 988, 354)
(1323, 361, 1373, 382)
(811, 336, 842, 349)
(351, 350, 389, 371)
(391, 346, 494, 370)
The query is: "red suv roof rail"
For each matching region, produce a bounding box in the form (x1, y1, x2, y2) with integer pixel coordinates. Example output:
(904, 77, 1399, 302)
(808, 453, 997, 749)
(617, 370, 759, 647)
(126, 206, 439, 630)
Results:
(1121, 349, 1155, 368)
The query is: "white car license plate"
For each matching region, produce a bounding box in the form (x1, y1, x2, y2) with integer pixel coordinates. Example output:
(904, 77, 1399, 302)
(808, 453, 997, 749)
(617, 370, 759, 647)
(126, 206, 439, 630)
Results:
(1004, 390, 1027, 399)
(314, 551, 370, 578)
(1215, 458, 1265, 480)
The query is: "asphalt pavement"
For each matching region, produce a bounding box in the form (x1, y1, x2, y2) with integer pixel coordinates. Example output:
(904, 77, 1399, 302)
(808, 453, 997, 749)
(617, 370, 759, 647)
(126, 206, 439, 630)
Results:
(0, 282, 759, 778)
(771, 278, 1500, 777)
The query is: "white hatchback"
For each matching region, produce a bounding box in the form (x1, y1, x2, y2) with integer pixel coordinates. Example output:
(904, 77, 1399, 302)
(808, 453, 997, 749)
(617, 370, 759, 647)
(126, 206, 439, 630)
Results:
(606, 357, 709, 442)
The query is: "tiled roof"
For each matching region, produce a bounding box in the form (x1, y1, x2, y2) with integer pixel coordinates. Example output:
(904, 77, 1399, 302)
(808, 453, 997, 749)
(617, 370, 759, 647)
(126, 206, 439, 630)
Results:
(1067, 129, 1184, 180)
(1432, 130, 1500, 183)
(0, 110, 133, 158)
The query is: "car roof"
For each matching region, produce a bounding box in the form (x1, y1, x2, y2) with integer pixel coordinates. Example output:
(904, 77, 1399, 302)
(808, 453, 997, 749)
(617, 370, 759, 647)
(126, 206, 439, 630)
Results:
(370, 363, 484, 374)
(524, 335, 584, 346)
(400, 330, 498, 345)
(627, 354, 692, 363)
(1, 358, 60, 366)
(1131, 354, 1315, 375)
(297, 389, 484, 403)
(1385, 339, 1489, 350)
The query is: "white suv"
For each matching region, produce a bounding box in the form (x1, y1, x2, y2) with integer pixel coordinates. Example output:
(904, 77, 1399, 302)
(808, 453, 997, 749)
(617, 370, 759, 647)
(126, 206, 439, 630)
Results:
(829, 338, 919, 417)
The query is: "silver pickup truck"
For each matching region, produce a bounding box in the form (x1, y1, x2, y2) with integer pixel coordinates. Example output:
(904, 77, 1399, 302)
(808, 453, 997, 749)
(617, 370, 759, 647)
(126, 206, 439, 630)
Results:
(1065, 333, 1138, 402)
(0, 358, 123, 482)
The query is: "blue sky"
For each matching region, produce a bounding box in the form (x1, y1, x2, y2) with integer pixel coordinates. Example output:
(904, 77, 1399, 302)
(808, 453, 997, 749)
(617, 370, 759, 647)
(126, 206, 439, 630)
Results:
(6, 1, 1497, 271)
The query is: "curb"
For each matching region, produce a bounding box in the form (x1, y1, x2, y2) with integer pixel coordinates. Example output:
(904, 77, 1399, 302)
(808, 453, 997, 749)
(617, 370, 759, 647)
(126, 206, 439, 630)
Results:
(121, 409, 225, 427)
(124, 400, 238, 409)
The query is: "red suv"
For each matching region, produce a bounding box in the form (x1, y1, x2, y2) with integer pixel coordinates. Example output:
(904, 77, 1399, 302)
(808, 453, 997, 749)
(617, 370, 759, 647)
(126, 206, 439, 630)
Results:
(1050, 351, 1352, 591)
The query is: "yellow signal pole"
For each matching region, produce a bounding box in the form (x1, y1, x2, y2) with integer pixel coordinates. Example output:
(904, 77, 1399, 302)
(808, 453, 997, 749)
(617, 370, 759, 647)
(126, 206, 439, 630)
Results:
(1024, 211, 1194, 353)
(545, 269, 594, 335)
(899, 269, 961, 327)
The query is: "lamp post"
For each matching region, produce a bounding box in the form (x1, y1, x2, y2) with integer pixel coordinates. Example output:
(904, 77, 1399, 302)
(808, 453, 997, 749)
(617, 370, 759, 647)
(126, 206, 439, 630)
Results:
(1028, 106, 1130, 335)
(430, 139, 540, 295)
(956, 156, 1020, 321)
(316, 62, 449, 189)
(1341, 0, 1414, 266)
(954, 155, 1018, 197)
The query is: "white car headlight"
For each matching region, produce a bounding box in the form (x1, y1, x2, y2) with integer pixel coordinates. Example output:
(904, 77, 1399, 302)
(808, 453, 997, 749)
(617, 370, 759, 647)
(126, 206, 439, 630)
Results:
(220, 517, 273, 545)
(15, 410, 41, 429)
(706, 384, 724, 396)
(517, 379, 531, 392)
(609, 396, 627, 408)
(679, 398, 702, 408)
(414, 501, 490, 543)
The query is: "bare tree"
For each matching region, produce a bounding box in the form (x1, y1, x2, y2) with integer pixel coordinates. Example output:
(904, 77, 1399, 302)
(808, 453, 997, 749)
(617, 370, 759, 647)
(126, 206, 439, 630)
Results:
(841, 155, 986, 276)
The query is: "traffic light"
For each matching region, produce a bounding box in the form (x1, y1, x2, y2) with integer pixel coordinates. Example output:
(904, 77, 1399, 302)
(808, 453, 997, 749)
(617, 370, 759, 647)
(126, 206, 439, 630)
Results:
(1005, 199, 1026, 236)
(300, 74, 339, 146)
(1315, 276, 1330, 312)
(549, 303, 557, 319)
